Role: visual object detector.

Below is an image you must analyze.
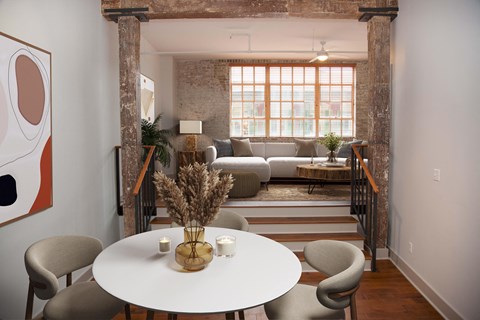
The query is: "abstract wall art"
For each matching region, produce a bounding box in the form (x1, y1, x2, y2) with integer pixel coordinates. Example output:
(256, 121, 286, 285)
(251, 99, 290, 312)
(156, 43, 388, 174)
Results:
(141, 74, 155, 123)
(0, 32, 52, 227)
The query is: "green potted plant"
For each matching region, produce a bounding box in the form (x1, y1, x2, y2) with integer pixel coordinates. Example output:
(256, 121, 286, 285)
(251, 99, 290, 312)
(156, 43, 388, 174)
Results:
(320, 132, 342, 163)
(141, 114, 173, 167)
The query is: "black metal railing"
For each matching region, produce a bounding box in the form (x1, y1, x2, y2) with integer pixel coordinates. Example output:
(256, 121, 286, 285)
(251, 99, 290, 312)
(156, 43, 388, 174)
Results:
(115, 146, 156, 233)
(351, 144, 379, 271)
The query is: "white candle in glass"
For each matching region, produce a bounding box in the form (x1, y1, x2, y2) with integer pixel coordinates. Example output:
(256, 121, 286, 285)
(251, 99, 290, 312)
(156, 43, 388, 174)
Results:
(159, 237, 171, 253)
(216, 235, 236, 257)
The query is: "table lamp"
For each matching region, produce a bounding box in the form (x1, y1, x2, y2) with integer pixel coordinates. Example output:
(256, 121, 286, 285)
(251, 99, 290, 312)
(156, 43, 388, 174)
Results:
(179, 120, 202, 151)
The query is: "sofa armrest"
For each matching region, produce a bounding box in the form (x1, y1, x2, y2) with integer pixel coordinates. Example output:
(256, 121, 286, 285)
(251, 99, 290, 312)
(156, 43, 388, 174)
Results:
(205, 146, 217, 168)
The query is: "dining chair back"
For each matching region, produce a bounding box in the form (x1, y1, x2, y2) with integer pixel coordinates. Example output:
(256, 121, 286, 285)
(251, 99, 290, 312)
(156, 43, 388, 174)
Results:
(171, 209, 249, 231)
(208, 209, 249, 231)
(264, 240, 365, 320)
(170, 209, 248, 320)
(304, 239, 365, 315)
(24, 235, 129, 320)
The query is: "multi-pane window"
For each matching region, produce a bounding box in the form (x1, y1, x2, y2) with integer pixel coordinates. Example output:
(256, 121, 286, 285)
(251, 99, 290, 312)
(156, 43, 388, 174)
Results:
(230, 64, 355, 138)
(318, 67, 354, 137)
(230, 66, 266, 137)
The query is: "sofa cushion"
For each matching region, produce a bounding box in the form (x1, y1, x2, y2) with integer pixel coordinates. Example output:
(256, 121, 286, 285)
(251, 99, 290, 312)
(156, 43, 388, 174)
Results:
(337, 140, 362, 158)
(230, 138, 253, 157)
(213, 139, 233, 158)
(265, 143, 296, 158)
(294, 139, 317, 157)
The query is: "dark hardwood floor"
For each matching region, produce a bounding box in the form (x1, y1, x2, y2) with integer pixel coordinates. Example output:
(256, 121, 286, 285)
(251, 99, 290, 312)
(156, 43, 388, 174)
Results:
(113, 260, 442, 320)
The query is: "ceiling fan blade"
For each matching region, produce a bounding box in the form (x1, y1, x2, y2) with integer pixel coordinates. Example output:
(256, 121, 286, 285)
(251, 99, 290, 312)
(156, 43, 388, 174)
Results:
(309, 56, 318, 63)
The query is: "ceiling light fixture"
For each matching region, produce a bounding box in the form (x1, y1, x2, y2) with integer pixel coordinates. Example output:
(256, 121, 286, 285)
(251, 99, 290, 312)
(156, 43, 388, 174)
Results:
(310, 41, 329, 62)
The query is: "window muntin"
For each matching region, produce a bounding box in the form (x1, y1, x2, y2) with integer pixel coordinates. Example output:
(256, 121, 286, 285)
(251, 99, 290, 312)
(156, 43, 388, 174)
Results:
(230, 66, 266, 137)
(230, 65, 355, 138)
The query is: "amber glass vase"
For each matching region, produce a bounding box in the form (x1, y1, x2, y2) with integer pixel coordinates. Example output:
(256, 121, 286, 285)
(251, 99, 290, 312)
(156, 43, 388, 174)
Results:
(175, 227, 213, 271)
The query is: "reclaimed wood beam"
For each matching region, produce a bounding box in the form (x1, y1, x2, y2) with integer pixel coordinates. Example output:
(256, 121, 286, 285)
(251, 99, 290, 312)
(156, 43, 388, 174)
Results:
(102, 0, 398, 21)
(366, 15, 391, 248)
(118, 15, 142, 237)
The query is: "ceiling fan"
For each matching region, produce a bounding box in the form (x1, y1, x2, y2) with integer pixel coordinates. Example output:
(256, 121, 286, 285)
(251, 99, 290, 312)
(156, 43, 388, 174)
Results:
(309, 41, 329, 62)
(307, 40, 367, 63)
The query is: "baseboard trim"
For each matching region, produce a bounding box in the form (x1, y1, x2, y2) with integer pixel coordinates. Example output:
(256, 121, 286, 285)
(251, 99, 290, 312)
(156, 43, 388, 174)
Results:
(376, 247, 389, 260)
(389, 248, 462, 320)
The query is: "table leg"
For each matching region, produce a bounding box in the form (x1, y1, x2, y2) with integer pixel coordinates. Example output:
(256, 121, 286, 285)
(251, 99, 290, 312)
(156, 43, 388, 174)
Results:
(146, 310, 154, 320)
(308, 180, 316, 194)
(225, 312, 235, 320)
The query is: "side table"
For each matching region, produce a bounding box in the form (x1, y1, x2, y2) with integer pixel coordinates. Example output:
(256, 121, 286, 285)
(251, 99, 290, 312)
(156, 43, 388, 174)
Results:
(178, 151, 204, 168)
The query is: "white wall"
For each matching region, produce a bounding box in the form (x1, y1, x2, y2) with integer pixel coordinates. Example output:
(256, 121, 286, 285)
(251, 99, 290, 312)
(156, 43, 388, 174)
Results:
(140, 37, 176, 175)
(390, 0, 480, 318)
(0, 1, 121, 318)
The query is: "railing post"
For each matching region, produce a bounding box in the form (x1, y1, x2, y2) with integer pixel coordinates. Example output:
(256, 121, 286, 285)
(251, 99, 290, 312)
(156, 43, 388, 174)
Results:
(351, 144, 378, 271)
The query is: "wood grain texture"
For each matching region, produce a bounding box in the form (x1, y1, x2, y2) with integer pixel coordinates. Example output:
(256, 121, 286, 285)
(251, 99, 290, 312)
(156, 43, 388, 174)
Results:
(297, 164, 351, 181)
(101, 0, 393, 20)
(260, 232, 364, 242)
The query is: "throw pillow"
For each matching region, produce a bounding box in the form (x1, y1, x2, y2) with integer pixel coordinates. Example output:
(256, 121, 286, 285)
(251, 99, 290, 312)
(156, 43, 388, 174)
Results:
(294, 139, 317, 157)
(213, 139, 233, 158)
(230, 138, 253, 157)
(337, 140, 363, 158)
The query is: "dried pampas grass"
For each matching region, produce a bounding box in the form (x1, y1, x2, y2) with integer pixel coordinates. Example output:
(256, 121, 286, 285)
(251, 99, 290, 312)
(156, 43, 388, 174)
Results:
(153, 163, 233, 227)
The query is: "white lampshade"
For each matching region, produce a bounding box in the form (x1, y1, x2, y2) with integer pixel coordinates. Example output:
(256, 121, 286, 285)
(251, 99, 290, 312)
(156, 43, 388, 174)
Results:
(179, 120, 202, 134)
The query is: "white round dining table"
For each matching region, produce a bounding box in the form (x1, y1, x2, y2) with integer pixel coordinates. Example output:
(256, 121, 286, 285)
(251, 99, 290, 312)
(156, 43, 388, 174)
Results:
(93, 227, 302, 315)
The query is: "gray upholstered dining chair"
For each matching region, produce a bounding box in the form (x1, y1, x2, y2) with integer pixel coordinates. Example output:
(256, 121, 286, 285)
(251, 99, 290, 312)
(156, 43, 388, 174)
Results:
(263, 240, 365, 320)
(208, 209, 249, 231)
(169, 209, 249, 320)
(171, 209, 250, 231)
(24, 235, 130, 320)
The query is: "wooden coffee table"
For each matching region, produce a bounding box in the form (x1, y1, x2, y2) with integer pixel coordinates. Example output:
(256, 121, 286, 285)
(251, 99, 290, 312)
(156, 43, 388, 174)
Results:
(296, 163, 351, 194)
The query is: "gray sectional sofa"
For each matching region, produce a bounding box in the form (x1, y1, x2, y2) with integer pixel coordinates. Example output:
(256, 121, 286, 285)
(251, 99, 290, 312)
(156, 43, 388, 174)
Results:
(205, 140, 356, 183)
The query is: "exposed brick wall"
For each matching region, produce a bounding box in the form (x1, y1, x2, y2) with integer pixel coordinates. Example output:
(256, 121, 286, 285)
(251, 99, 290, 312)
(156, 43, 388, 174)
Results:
(175, 60, 230, 151)
(355, 61, 369, 141)
(175, 59, 369, 150)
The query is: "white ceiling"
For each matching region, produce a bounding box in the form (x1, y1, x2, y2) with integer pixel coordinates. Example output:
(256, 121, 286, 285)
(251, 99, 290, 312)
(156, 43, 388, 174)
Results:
(141, 18, 368, 61)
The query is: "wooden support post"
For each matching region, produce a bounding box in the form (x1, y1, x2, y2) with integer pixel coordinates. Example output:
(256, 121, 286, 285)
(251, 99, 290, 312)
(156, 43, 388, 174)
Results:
(367, 15, 392, 248)
(118, 15, 141, 237)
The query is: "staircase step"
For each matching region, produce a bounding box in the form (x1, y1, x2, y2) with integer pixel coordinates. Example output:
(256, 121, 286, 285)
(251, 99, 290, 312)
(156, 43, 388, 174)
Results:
(247, 216, 358, 224)
(151, 216, 172, 225)
(261, 232, 364, 242)
(156, 204, 351, 217)
(247, 216, 358, 233)
(151, 216, 359, 233)
(260, 232, 364, 250)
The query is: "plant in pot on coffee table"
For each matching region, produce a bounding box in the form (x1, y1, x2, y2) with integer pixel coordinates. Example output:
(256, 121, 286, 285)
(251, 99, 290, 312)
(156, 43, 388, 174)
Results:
(320, 132, 342, 163)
